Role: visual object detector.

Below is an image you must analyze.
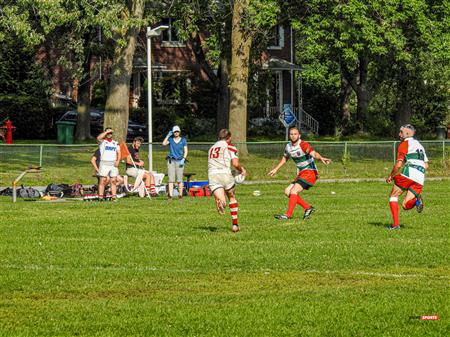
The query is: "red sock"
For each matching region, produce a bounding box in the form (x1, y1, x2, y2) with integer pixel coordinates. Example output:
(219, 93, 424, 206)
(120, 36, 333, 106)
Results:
(229, 202, 238, 225)
(389, 197, 399, 226)
(296, 195, 311, 210)
(286, 194, 298, 218)
(404, 198, 416, 210)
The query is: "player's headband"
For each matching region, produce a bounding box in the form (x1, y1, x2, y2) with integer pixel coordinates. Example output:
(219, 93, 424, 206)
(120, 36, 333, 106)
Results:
(400, 124, 415, 132)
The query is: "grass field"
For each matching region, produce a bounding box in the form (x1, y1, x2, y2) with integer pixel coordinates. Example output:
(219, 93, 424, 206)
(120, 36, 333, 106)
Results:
(1, 180, 449, 336)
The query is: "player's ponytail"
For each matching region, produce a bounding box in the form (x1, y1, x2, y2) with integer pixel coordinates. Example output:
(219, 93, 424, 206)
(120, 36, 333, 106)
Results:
(218, 129, 231, 140)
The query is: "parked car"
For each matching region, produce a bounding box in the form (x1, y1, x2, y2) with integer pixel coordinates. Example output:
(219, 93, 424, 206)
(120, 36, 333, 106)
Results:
(57, 109, 147, 140)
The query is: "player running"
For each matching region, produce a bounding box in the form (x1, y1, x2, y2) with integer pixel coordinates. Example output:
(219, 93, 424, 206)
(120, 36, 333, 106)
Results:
(208, 129, 246, 233)
(268, 126, 332, 220)
(386, 124, 429, 230)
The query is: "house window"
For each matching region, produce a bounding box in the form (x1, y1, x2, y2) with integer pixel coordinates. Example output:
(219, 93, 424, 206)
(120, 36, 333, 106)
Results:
(154, 71, 191, 105)
(268, 25, 284, 50)
(161, 18, 185, 47)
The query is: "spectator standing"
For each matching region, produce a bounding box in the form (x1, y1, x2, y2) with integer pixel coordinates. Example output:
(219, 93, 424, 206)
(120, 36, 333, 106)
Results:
(163, 125, 188, 199)
(97, 128, 121, 201)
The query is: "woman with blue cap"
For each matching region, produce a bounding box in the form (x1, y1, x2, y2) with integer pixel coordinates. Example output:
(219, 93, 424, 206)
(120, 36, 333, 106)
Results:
(163, 125, 188, 199)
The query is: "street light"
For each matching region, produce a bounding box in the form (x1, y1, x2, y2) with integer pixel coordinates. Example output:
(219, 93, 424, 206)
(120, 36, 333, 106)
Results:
(147, 25, 168, 172)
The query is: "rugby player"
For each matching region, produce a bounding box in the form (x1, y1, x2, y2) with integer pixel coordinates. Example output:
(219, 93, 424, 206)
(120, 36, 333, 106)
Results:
(208, 129, 246, 233)
(386, 124, 428, 230)
(97, 128, 121, 201)
(268, 126, 332, 220)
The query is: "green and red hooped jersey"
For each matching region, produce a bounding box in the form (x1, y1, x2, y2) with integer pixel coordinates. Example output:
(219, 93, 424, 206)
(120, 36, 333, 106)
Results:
(284, 140, 317, 172)
(396, 137, 428, 185)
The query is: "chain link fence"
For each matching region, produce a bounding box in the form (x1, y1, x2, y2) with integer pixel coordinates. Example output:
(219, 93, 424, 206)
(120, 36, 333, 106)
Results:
(0, 141, 448, 186)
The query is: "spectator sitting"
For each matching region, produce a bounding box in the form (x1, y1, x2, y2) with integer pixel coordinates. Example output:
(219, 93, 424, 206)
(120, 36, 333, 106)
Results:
(125, 137, 157, 196)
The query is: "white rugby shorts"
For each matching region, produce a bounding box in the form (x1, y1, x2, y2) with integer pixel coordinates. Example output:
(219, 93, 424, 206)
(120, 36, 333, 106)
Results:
(208, 172, 235, 193)
(99, 161, 119, 178)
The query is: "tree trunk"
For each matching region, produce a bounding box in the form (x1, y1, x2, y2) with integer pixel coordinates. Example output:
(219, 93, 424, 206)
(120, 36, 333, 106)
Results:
(229, 0, 252, 156)
(75, 34, 94, 141)
(103, 0, 144, 143)
(216, 14, 232, 132)
(339, 74, 352, 136)
(191, 32, 218, 85)
(217, 49, 231, 131)
(355, 55, 369, 132)
(395, 77, 412, 130)
(74, 74, 93, 141)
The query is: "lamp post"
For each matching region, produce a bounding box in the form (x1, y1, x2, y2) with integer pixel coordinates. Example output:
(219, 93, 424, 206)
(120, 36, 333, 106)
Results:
(147, 25, 168, 172)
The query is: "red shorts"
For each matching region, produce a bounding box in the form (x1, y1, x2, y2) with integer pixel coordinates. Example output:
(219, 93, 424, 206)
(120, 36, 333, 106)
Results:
(394, 175, 423, 196)
(292, 170, 318, 190)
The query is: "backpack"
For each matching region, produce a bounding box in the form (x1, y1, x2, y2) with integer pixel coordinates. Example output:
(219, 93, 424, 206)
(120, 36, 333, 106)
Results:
(18, 185, 41, 198)
(70, 183, 84, 197)
(44, 184, 72, 198)
(0, 187, 13, 196)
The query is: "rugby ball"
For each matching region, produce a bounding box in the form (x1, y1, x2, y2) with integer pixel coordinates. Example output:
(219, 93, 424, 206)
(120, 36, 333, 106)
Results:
(234, 173, 246, 184)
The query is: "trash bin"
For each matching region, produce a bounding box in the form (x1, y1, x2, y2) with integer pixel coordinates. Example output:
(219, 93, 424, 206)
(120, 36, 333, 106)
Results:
(55, 121, 76, 144)
(436, 125, 447, 140)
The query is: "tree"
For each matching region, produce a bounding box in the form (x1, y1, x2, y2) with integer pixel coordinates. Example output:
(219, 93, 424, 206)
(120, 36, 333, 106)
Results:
(0, 0, 124, 140)
(103, 0, 145, 142)
(291, 0, 449, 136)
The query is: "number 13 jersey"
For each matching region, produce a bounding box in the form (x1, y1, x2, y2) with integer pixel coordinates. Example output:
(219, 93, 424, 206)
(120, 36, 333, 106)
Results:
(396, 137, 429, 185)
(208, 140, 238, 175)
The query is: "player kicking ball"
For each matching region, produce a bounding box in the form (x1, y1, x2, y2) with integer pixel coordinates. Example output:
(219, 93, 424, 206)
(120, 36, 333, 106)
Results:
(268, 126, 332, 220)
(386, 124, 428, 230)
(208, 129, 247, 233)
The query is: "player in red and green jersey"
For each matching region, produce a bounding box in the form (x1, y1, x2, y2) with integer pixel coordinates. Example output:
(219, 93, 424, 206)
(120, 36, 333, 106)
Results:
(268, 126, 332, 220)
(386, 124, 429, 230)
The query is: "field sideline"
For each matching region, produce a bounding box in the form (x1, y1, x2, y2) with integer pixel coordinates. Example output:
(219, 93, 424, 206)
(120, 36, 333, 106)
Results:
(1, 181, 449, 336)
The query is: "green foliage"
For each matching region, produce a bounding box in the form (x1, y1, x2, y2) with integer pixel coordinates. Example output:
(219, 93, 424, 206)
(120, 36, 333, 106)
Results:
(291, 0, 449, 137)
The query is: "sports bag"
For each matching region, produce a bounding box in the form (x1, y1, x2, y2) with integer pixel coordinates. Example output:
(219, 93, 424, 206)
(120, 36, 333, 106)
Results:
(18, 185, 41, 198)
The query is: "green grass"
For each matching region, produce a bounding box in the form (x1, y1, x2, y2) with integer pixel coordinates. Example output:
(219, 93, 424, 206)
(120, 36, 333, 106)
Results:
(1, 181, 449, 336)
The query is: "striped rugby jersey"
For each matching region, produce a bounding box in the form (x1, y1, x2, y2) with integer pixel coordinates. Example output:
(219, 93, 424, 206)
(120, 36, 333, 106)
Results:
(284, 140, 317, 171)
(208, 140, 238, 175)
(397, 137, 428, 185)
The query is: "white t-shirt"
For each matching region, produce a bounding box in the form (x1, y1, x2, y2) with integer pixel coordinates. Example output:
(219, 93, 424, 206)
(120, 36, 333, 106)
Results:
(99, 139, 119, 162)
(208, 140, 238, 175)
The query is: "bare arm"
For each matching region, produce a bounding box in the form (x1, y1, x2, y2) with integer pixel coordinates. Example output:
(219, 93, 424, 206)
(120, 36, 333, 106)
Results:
(97, 130, 112, 142)
(268, 156, 288, 176)
(310, 151, 332, 165)
(231, 158, 246, 176)
(386, 160, 403, 183)
(183, 145, 188, 159)
(91, 157, 99, 173)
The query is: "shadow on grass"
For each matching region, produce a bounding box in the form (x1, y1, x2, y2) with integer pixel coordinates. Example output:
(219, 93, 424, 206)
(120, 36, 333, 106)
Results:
(368, 221, 408, 229)
(196, 226, 219, 232)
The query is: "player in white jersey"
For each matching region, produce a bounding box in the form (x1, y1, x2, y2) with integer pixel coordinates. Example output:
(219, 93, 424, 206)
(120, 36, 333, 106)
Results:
(386, 124, 429, 230)
(97, 128, 121, 201)
(268, 126, 332, 220)
(208, 129, 246, 233)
